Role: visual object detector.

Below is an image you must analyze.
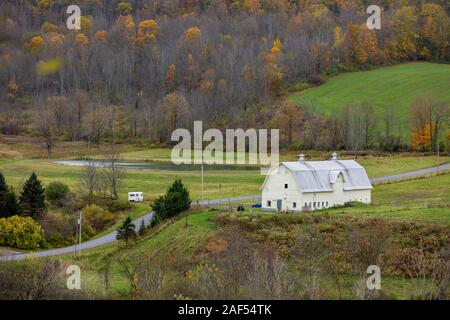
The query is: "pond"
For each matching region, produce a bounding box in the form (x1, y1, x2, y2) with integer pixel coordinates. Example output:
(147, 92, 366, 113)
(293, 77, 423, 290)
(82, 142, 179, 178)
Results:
(54, 160, 260, 171)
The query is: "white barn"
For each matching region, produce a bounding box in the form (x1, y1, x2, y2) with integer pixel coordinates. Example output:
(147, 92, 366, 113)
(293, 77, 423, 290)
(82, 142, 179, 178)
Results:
(261, 153, 372, 212)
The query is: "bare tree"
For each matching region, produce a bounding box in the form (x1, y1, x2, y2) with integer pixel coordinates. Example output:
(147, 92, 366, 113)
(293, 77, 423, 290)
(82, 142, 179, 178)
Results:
(35, 107, 55, 158)
(102, 145, 124, 200)
(79, 158, 98, 204)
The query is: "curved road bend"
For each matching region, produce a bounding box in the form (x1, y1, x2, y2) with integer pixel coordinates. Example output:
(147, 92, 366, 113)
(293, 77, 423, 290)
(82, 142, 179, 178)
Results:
(1, 164, 448, 261)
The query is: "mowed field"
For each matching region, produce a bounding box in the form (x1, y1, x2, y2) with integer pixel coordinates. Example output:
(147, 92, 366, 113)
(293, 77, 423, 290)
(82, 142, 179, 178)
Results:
(289, 63, 450, 133)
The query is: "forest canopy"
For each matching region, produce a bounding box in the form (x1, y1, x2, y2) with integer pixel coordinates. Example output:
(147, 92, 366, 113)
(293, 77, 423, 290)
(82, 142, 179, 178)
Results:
(0, 0, 449, 151)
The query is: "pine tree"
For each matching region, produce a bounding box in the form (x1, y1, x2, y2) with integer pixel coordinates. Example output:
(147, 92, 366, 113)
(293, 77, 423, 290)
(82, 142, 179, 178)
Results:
(5, 187, 19, 217)
(152, 179, 191, 220)
(19, 172, 46, 220)
(116, 216, 136, 245)
(0, 171, 8, 217)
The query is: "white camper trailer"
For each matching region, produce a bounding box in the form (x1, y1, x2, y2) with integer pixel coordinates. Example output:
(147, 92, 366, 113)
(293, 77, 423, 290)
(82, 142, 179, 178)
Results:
(128, 192, 144, 202)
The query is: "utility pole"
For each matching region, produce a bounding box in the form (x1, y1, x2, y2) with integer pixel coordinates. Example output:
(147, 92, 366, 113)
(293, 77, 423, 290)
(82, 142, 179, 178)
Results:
(437, 140, 440, 175)
(201, 163, 204, 202)
(77, 211, 82, 257)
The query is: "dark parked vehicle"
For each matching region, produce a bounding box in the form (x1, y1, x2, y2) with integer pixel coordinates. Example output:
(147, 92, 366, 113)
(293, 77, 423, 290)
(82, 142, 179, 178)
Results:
(251, 203, 262, 208)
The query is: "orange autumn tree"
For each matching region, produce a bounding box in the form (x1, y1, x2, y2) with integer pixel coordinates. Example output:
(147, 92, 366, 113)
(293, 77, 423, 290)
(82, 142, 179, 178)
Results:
(114, 14, 135, 43)
(95, 30, 109, 42)
(165, 64, 176, 93)
(411, 122, 435, 150)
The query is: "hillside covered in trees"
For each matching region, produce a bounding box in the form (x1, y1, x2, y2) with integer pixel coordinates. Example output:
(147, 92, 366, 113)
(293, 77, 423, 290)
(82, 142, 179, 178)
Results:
(0, 0, 449, 153)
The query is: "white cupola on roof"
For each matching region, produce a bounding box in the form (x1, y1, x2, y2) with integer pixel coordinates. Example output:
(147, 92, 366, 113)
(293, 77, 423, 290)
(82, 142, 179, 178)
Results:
(299, 154, 305, 162)
(332, 152, 338, 160)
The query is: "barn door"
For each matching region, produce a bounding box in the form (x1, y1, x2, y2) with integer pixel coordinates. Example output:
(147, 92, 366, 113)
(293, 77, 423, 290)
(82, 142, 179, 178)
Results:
(276, 200, 282, 212)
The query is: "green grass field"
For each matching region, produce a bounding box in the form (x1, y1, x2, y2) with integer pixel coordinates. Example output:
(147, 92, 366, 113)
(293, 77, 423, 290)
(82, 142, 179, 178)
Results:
(0, 154, 447, 203)
(326, 173, 450, 224)
(0, 152, 448, 203)
(289, 62, 450, 134)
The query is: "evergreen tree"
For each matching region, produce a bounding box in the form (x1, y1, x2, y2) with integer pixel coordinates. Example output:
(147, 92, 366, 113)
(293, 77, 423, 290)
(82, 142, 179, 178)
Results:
(152, 179, 191, 220)
(19, 172, 46, 220)
(5, 187, 19, 217)
(116, 216, 136, 245)
(0, 171, 8, 217)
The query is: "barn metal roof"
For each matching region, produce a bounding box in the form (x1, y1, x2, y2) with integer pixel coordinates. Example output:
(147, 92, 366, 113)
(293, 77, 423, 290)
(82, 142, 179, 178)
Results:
(281, 160, 373, 193)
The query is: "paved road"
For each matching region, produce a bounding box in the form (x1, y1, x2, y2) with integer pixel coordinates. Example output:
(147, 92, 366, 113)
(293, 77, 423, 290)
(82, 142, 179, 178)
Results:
(1, 164, 448, 262)
(369, 162, 450, 184)
(0, 195, 260, 261)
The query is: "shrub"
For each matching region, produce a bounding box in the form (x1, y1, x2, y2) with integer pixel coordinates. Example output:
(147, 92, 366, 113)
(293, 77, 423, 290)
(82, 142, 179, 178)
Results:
(39, 212, 76, 247)
(0, 216, 45, 249)
(109, 199, 132, 213)
(45, 182, 70, 207)
(82, 204, 115, 236)
(307, 74, 325, 86)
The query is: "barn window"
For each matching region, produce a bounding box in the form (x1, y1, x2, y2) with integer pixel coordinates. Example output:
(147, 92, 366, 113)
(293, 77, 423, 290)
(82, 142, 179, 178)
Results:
(309, 202, 312, 207)
(267, 201, 271, 207)
(326, 201, 329, 207)
(313, 202, 316, 208)
(304, 202, 307, 207)
(293, 202, 297, 208)
(284, 184, 288, 189)
(322, 201, 324, 207)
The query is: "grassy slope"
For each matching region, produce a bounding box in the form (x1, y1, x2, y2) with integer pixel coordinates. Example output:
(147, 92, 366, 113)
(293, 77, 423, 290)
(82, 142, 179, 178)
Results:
(66, 173, 449, 297)
(289, 63, 450, 133)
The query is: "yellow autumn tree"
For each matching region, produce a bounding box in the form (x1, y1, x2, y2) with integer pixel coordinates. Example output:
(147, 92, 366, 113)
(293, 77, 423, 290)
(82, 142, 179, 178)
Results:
(7, 80, 19, 102)
(264, 38, 284, 95)
(183, 27, 201, 42)
(361, 29, 378, 64)
(136, 19, 159, 46)
(243, 0, 261, 14)
(421, 4, 449, 59)
(41, 21, 58, 33)
(25, 36, 44, 55)
(75, 33, 89, 47)
(345, 22, 367, 65)
(392, 6, 418, 60)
